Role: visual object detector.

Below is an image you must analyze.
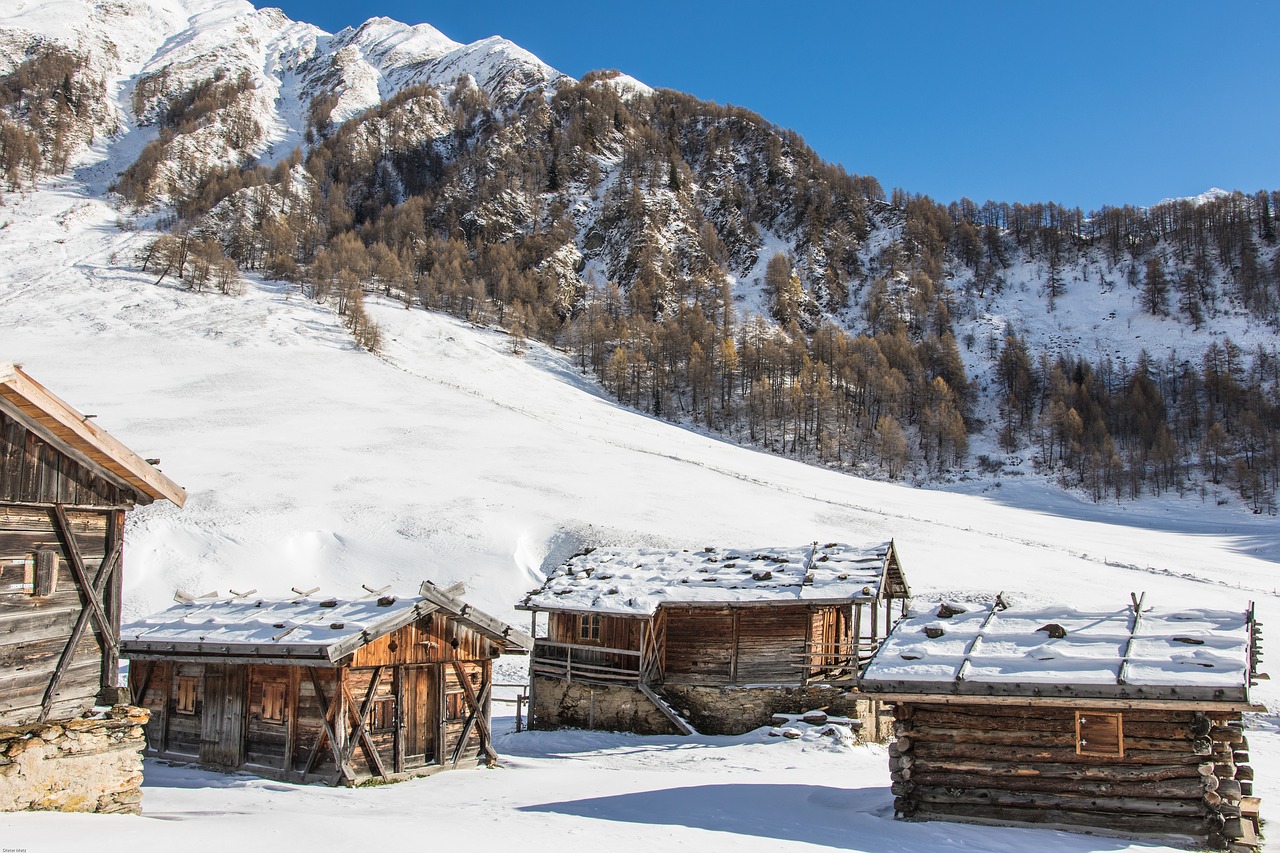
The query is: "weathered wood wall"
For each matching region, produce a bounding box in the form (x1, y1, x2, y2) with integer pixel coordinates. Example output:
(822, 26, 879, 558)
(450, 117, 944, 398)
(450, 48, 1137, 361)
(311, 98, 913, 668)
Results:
(0, 409, 136, 507)
(351, 612, 501, 667)
(129, 619, 497, 784)
(889, 701, 1252, 847)
(0, 504, 122, 725)
(661, 605, 840, 685)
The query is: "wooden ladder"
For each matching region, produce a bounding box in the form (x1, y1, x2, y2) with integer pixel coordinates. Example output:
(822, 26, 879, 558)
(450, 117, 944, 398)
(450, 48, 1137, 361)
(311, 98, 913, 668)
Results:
(638, 683, 696, 735)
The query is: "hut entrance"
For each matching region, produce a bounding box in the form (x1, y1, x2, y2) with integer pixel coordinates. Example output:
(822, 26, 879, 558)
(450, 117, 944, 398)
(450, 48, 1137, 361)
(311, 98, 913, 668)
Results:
(200, 665, 246, 768)
(403, 665, 438, 768)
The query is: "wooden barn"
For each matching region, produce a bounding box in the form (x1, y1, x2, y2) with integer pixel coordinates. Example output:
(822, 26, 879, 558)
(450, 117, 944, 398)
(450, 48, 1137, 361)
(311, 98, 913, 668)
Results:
(860, 596, 1264, 851)
(121, 581, 533, 785)
(0, 362, 186, 726)
(519, 541, 910, 736)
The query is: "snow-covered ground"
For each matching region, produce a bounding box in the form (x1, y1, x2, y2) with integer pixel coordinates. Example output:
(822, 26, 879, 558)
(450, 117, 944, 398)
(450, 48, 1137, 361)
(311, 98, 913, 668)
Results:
(2, 174, 1279, 849)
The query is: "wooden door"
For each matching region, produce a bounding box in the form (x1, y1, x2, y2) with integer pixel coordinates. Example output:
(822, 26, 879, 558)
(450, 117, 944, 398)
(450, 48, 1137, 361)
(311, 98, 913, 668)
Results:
(403, 665, 436, 767)
(200, 664, 247, 768)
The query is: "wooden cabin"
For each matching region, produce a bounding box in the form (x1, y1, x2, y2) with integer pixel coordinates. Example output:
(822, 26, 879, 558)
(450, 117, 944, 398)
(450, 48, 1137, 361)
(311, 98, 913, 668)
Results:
(519, 541, 910, 736)
(860, 596, 1264, 851)
(0, 362, 186, 727)
(121, 581, 533, 785)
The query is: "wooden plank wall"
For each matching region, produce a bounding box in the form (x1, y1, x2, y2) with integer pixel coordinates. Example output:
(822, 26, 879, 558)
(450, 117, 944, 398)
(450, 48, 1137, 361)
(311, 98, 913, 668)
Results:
(662, 606, 812, 685)
(0, 505, 116, 724)
(129, 623, 499, 783)
(889, 701, 1247, 844)
(0, 410, 133, 506)
(351, 612, 501, 667)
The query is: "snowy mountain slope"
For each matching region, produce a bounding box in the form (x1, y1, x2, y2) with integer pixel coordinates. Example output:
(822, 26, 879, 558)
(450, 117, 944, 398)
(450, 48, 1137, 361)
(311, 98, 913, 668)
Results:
(2, 152, 1280, 853)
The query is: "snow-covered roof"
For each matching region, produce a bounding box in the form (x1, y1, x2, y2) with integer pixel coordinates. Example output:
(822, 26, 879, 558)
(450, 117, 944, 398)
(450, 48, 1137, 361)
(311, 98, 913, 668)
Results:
(0, 362, 186, 506)
(520, 541, 908, 616)
(860, 598, 1257, 704)
(121, 581, 532, 663)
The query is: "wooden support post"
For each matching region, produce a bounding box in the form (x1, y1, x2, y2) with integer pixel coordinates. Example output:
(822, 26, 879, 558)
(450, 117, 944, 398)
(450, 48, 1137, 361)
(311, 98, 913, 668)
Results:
(436, 663, 446, 766)
(285, 666, 299, 778)
(160, 663, 172, 754)
(101, 510, 124, 703)
(393, 665, 406, 775)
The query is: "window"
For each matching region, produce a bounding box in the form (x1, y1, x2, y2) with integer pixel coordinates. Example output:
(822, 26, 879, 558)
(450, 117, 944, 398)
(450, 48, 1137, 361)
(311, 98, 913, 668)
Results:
(261, 681, 286, 723)
(370, 697, 396, 732)
(1076, 711, 1124, 757)
(176, 676, 198, 714)
(22, 550, 59, 597)
(579, 613, 602, 641)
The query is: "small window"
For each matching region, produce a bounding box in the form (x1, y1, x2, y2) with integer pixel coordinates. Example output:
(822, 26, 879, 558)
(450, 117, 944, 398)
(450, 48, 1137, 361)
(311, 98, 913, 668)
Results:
(261, 681, 287, 723)
(176, 676, 198, 715)
(370, 697, 396, 732)
(579, 613, 602, 641)
(22, 550, 59, 597)
(1076, 711, 1124, 757)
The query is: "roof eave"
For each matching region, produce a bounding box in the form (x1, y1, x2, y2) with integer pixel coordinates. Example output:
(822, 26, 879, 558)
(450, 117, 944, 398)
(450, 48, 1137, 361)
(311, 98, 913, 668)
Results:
(0, 363, 187, 507)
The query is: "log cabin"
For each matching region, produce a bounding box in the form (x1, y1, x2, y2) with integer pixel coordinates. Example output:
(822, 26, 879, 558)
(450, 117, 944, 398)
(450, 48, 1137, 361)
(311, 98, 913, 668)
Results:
(0, 362, 187, 727)
(859, 595, 1264, 851)
(519, 541, 910, 737)
(121, 581, 533, 785)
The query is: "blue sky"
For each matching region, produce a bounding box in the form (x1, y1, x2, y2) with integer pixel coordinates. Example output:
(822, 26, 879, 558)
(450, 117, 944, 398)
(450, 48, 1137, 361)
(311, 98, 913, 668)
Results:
(271, 0, 1277, 212)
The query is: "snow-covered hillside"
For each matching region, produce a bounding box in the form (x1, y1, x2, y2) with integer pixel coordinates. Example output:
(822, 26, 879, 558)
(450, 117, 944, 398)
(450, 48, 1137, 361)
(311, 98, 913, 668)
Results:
(2, 135, 1279, 851)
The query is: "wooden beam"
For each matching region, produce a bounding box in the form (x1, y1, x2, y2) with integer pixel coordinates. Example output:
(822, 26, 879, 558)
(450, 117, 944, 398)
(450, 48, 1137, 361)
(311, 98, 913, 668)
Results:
(341, 668, 388, 780)
(39, 506, 122, 721)
(1117, 592, 1147, 686)
(302, 668, 346, 779)
(861, 693, 1263, 712)
(418, 582, 533, 651)
(450, 661, 496, 766)
(0, 364, 187, 506)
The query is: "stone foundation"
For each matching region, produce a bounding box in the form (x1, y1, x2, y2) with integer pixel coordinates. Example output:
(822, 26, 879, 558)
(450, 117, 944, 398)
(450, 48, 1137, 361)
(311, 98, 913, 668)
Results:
(660, 683, 892, 740)
(0, 705, 149, 814)
(531, 676, 679, 735)
(531, 676, 893, 741)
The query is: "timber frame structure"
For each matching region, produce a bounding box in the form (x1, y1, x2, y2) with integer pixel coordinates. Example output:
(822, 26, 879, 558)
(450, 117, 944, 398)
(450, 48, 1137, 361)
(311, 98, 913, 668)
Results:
(861, 596, 1265, 851)
(0, 362, 186, 727)
(519, 541, 910, 736)
(121, 582, 533, 785)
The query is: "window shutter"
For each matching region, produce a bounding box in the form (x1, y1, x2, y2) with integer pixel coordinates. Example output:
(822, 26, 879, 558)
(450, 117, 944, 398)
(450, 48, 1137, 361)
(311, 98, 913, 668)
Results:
(1076, 711, 1124, 756)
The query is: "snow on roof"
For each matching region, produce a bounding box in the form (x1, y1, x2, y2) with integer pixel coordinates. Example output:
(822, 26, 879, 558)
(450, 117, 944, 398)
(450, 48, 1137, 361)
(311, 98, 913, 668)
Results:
(521, 541, 905, 616)
(860, 598, 1256, 703)
(122, 583, 529, 662)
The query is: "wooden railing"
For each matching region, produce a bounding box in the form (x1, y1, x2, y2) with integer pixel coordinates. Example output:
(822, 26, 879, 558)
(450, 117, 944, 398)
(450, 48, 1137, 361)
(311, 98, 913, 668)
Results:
(530, 639, 643, 685)
(793, 641, 882, 683)
(491, 681, 529, 732)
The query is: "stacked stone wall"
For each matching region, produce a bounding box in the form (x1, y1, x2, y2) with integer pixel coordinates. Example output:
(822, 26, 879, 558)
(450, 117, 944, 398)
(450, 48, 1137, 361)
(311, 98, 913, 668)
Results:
(530, 677, 678, 735)
(0, 705, 149, 814)
(662, 684, 892, 739)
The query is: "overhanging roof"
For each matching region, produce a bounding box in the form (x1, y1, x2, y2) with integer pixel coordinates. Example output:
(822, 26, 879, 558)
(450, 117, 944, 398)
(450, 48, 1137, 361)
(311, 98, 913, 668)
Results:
(520, 540, 908, 615)
(0, 362, 186, 506)
(860, 597, 1256, 704)
(120, 581, 533, 663)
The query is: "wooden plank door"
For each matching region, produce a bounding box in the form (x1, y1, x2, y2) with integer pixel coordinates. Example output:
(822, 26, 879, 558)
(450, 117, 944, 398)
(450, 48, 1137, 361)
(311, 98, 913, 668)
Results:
(200, 664, 247, 768)
(403, 665, 436, 768)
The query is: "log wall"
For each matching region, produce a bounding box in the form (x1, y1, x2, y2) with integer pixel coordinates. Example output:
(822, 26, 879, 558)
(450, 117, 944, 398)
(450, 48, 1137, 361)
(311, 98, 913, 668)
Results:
(889, 701, 1255, 848)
